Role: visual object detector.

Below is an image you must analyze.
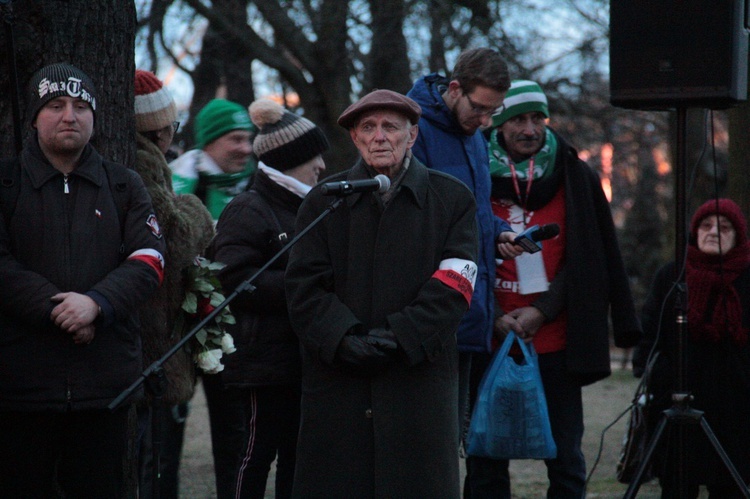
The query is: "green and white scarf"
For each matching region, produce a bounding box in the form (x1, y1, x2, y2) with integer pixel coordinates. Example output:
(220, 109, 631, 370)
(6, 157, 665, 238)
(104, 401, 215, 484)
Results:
(488, 127, 557, 180)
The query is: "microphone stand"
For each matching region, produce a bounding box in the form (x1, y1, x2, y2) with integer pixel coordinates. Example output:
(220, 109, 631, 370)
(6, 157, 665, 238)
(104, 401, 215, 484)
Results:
(109, 195, 345, 499)
(1, 0, 23, 153)
(624, 107, 750, 498)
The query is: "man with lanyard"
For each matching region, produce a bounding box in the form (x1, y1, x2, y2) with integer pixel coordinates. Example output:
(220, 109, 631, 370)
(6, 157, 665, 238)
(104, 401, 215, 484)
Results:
(468, 79, 641, 498)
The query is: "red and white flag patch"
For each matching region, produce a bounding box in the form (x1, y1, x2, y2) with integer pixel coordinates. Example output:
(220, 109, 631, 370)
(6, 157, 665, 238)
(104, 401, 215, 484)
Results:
(146, 214, 162, 239)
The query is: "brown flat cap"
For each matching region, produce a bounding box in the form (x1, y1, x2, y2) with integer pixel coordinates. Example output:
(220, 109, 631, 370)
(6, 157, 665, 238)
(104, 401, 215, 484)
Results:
(338, 89, 422, 129)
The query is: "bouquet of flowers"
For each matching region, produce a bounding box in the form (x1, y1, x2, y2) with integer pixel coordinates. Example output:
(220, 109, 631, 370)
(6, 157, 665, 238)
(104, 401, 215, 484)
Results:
(180, 256, 236, 374)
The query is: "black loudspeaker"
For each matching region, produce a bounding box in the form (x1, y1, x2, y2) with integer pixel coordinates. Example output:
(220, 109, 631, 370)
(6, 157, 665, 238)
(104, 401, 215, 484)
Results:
(610, 0, 749, 109)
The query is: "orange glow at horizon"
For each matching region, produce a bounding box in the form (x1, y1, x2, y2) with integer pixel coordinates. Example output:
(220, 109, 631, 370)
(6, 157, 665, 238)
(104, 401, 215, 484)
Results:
(266, 93, 301, 108)
(601, 143, 613, 202)
(654, 148, 671, 176)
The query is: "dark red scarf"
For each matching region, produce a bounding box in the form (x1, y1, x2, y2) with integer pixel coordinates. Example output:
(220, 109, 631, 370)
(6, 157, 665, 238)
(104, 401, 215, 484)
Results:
(686, 242, 750, 345)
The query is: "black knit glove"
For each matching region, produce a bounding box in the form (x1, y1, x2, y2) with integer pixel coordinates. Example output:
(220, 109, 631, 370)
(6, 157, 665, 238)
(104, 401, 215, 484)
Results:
(367, 328, 398, 351)
(335, 328, 398, 373)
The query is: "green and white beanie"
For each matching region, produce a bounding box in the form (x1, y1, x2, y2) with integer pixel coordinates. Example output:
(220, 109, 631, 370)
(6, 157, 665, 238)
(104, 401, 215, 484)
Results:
(491, 80, 549, 128)
(194, 98, 256, 149)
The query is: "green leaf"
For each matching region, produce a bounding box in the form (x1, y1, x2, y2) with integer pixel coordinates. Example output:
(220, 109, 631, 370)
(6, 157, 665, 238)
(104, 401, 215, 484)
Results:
(182, 293, 197, 314)
(204, 324, 221, 335)
(210, 291, 225, 307)
(195, 329, 208, 346)
(206, 336, 223, 348)
(193, 279, 214, 293)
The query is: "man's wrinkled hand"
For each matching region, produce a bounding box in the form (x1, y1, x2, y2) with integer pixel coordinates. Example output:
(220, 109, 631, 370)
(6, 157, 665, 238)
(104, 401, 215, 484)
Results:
(493, 316, 509, 342)
(497, 306, 545, 343)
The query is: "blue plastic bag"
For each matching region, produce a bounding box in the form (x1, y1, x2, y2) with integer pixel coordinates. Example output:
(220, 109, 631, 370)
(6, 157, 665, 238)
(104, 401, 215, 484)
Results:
(466, 332, 557, 459)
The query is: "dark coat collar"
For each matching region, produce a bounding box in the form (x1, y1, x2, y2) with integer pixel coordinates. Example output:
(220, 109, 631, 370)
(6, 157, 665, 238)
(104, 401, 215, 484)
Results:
(346, 153, 430, 209)
(22, 131, 103, 189)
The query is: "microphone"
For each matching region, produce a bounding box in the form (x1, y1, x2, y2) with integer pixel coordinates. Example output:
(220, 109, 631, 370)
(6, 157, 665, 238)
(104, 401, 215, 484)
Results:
(513, 223, 560, 253)
(320, 175, 390, 196)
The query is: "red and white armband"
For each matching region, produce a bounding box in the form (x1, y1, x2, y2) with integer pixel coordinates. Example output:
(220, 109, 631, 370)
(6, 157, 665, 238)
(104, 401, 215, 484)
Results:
(128, 248, 165, 285)
(432, 258, 477, 305)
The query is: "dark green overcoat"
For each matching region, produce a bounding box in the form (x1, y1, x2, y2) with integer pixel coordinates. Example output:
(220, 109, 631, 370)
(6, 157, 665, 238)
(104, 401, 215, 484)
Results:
(286, 156, 478, 498)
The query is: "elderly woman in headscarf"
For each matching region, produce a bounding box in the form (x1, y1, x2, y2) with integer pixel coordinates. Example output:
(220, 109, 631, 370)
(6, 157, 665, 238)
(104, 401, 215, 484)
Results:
(633, 198, 750, 498)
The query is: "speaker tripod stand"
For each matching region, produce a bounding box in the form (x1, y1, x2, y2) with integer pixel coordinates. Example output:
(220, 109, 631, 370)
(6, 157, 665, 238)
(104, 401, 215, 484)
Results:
(624, 107, 750, 498)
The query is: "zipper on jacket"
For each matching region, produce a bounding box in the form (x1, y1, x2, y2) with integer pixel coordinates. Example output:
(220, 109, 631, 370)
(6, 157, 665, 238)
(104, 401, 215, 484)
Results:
(63, 173, 70, 194)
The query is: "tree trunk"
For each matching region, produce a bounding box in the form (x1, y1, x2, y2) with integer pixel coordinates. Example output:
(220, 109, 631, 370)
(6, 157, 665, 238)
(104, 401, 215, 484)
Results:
(619, 126, 667, 310)
(183, 0, 254, 151)
(369, 0, 411, 94)
(728, 102, 750, 221)
(0, 0, 136, 166)
(428, 0, 449, 74)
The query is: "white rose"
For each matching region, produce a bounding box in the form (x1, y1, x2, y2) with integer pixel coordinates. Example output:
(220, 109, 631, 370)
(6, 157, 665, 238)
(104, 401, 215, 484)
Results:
(221, 333, 237, 354)
(196, 348, 224, 374)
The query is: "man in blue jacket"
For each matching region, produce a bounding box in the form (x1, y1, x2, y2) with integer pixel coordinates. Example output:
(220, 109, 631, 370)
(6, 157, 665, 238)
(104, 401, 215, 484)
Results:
(407, 47, 522, 483)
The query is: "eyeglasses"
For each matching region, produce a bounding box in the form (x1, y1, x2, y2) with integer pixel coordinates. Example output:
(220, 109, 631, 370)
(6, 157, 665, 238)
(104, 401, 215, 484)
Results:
(463, 92, 503, 117)
(147, 122, 179, 136)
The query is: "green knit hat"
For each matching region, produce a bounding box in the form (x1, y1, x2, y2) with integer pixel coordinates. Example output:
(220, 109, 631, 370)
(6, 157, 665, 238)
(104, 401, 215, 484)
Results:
(194, 99, 257, 149)
(491, 80, 549, 128)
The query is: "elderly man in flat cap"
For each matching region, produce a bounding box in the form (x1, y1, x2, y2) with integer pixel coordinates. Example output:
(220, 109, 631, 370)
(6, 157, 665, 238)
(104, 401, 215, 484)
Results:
(285, 89, 479, 498)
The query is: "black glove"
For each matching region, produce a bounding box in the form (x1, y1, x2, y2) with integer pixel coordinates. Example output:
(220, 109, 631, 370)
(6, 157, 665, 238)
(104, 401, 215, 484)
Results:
(366, 328, 398, 352)
(335, 328, 398, 373)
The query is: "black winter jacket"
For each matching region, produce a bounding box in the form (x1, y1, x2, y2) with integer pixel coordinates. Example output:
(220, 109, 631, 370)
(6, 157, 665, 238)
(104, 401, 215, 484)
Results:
(206, 170, 302, 387)
(0, 138, 165, 411)
(633, 262, 750, 485)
